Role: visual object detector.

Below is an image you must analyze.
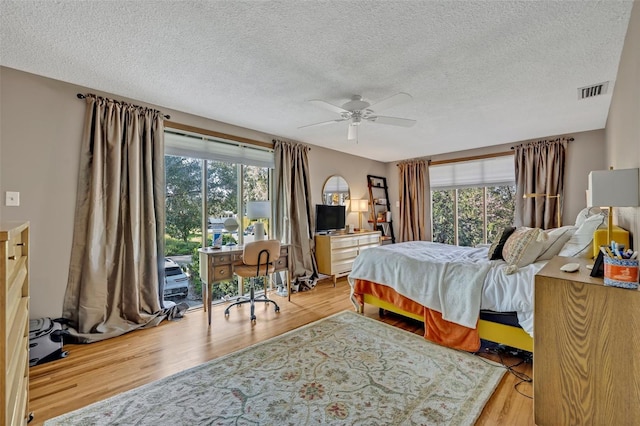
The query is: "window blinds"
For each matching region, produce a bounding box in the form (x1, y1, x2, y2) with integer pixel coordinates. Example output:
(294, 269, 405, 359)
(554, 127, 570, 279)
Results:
(164, 130, 275, 168)
(429, 155, 515, 190)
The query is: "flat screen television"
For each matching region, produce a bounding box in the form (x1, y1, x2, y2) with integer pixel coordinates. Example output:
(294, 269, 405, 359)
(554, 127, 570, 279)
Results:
(315, 204, 346, 233)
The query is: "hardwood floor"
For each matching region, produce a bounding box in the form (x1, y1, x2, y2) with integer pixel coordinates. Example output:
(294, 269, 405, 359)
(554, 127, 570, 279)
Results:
(28, 278, 534, 425)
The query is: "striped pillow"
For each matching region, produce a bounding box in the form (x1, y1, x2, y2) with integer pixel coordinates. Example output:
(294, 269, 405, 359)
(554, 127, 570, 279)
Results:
(502, 227, 547, 274)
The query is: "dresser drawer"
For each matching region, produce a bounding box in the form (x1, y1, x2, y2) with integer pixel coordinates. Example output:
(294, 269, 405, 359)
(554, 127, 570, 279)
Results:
(273, 256, 287, 270)
(358, 234, 381, 246)
(211, 264, 233, 281)
(211, 254, 233, 265)
(331, 236, 359, 249)
(331, 247, 358, 262)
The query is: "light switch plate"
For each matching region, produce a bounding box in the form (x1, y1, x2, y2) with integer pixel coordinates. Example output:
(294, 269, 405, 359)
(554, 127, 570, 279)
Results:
(5, 191, 20, 206)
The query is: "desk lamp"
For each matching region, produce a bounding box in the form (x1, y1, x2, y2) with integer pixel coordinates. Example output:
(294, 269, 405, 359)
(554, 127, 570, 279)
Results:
(247, 201, 271, 241)
(588, 168, 640, 245)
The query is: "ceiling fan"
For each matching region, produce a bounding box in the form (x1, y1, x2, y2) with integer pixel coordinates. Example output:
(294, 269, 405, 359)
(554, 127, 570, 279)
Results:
(299, 92, 416, 141)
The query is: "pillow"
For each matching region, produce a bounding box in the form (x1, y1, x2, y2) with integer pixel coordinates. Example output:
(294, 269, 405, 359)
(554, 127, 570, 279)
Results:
(487, 226, 516, 260)
(535, 226, 578, 261)
(502, 227, 547, 274)
(558, 213, 607, 258)
(574, 207, 604, 227)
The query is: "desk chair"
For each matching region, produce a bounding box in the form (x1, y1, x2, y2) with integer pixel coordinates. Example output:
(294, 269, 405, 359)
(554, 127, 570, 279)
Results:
(224, 240, 281, 322)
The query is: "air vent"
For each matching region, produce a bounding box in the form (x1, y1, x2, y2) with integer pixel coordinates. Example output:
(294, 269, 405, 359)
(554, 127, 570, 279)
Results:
(578, 81, 609, 100)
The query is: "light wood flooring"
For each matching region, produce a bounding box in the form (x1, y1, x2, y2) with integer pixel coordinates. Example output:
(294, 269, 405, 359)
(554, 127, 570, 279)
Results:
(28, 278, 534, 425)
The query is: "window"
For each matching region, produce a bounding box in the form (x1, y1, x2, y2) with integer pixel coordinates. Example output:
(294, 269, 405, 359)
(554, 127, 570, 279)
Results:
(164, 128, 275, 308)
(430, 155, 515, 247)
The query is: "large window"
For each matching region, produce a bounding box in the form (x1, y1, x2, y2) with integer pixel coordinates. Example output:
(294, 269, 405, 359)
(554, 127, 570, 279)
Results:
(430, 155, 515, 247)
(163, 128, 274, 308)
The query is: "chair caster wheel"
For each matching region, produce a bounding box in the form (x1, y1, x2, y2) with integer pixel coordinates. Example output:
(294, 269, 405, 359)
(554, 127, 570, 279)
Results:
(275, 307, 280, 313)
(251, 316, 256, 322)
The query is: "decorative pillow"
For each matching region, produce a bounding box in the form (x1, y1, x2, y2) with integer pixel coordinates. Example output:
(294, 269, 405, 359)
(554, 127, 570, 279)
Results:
(487, 226, 516, 260)
(536, 226, 578, 261)
(502, 227, 547, 274)
(558, 213, 607, 258)
(574, 207, 604, 227)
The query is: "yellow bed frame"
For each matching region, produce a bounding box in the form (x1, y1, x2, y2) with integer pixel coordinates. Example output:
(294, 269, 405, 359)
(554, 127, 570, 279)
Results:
(361, 293, 533, 353)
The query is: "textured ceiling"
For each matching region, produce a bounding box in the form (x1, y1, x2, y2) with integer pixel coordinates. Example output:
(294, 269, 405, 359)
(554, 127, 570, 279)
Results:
(0, 1, 633, 162)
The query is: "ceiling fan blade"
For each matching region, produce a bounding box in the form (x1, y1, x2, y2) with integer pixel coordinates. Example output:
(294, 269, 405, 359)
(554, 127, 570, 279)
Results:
(367, 92, 413, 112)
(298, 118, 348, 129)
(347, 123, 358, 140)
(368, 115, 416, 127)
(308, 99, 350, 115)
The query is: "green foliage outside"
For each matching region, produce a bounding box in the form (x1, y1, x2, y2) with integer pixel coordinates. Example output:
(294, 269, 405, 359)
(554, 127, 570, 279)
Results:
(432, 185, 516, 247)
(165, 236, 200, 256)
(164, 152, 271, 304)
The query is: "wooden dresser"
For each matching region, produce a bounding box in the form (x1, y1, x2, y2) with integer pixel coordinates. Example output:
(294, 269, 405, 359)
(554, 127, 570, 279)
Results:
(315, 230, 381, 285)
(1, 221, 30, 425)
(534, 255, 640, 426)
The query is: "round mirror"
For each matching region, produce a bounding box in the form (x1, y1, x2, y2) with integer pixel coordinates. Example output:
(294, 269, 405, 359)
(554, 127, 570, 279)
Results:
(322, 175, 350, 205)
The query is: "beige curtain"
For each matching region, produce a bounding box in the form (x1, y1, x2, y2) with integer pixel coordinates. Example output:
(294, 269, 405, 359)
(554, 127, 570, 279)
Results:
(398, 160, 430, 242)
(273, 140, 317, 282)
(514, 138, 567, 229)
(63, 95, 168, 343)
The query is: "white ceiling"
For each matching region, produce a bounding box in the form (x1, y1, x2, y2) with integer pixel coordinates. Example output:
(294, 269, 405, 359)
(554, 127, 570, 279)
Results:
(0, 1, 633, 162)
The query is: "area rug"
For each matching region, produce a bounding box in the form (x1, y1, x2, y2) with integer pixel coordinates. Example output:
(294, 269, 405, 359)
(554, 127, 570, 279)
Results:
(45, 311, 505, 425)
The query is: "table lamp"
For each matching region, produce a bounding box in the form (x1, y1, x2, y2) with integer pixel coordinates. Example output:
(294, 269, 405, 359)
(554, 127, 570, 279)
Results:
(588, 168, 640, 245)
(247, 201, 271, 241)
(351, 199, 369, 230)
(523, 193, 562, 228)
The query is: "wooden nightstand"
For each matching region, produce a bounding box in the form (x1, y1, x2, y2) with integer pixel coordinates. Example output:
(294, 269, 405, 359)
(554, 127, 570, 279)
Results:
(534, 256, 640, 425)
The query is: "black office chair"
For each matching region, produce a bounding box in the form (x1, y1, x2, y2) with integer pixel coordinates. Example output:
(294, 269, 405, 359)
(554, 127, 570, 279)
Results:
(224, 239, 281, 322)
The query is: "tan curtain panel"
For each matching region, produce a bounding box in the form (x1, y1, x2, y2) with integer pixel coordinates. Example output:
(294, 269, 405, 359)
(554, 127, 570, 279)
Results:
(63, 95, 168, 343)
(514, 138, 568, 229)
(398, 160, 430, 242)
(273, 140, 317, 283)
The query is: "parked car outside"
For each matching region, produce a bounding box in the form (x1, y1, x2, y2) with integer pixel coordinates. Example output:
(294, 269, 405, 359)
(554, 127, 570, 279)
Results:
(164, 258, 189, 298)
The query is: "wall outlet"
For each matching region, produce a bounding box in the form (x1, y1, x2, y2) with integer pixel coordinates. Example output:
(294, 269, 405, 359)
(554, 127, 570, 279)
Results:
(5, 191, 20, 206)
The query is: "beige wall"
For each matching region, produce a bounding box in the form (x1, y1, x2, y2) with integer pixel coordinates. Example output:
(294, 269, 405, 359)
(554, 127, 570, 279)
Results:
(385, 129, 606, 235)
(0, 67, 384, 318)
(605, 0, 640, 246)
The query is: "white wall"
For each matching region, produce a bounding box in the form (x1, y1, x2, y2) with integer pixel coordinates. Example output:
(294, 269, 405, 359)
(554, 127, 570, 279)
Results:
(0, 67, 384, 318)
(605, 1, 640, 248)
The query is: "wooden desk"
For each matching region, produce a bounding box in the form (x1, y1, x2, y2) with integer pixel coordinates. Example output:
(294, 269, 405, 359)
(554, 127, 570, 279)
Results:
(534, 256, 640, 425)
(199, 244, 290, 325)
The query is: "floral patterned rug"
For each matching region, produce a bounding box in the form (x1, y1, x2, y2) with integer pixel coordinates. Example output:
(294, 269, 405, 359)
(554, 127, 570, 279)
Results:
(45, 311, 505, 425)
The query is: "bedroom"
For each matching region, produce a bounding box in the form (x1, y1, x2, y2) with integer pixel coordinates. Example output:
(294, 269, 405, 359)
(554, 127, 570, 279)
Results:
(1, 1, 639, 424)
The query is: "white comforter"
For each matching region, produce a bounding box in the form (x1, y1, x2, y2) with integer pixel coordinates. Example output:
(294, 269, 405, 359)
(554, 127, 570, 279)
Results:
(348, 241, 544, 336)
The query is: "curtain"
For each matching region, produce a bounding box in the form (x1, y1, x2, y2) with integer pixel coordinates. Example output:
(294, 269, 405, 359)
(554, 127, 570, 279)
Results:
(273, 140, 317, 285)
(62, 95, 170, 343)
(398, 160, 430, 242)
(514, 138, 567, 229)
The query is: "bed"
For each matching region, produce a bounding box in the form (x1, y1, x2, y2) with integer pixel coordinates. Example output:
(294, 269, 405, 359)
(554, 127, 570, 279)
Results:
(348, 210, 610, 353)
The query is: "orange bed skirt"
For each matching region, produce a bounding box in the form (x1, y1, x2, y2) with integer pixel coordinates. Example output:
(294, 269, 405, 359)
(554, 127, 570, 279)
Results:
(352, 279, 481, 352)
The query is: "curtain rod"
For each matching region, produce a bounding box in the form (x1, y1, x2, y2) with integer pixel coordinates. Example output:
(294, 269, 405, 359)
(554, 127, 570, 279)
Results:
(510, 137, 574, 150)
(77, 93, 171, 119)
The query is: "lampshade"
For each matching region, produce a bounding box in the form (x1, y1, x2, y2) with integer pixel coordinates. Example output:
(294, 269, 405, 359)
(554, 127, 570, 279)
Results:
(246, 201, 271, 220)
(588, 168, 640, 208)
(588, 168, 639, 246)
(351, 199, 369, 212)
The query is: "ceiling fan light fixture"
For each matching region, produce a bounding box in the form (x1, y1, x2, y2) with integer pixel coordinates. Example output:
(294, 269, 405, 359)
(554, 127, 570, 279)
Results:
(301, 92, 415, 141)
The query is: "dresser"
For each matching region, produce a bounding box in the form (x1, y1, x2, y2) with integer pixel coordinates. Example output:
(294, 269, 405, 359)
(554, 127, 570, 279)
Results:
(315, 230, 381, 285)
(534, 255, 640, 426)
(1, 221, 30, 426)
